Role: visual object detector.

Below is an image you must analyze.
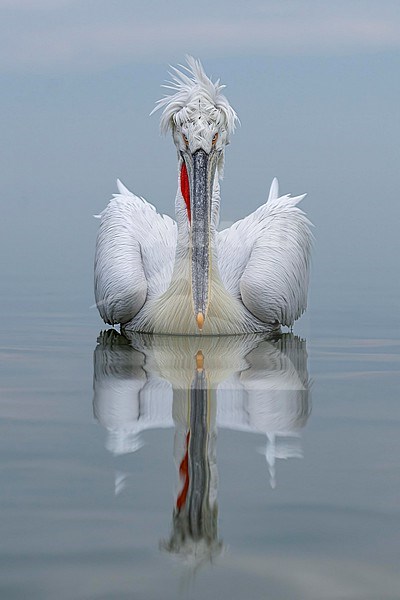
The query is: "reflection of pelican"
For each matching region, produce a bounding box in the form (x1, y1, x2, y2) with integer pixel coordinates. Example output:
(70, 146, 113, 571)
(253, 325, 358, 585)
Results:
(93, 331, 310, 478)
(94, 57, 312, 335)
(93, 331, 310, 565)
(94, 330, 309, 568)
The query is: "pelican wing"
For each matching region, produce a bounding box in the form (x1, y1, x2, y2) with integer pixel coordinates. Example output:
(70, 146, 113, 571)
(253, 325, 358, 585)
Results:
(94, 180, 177, 325)
(217, 179, 313, 327)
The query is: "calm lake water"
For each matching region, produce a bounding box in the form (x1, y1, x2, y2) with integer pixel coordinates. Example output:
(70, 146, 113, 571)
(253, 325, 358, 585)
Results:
(1, 284, 399, 600)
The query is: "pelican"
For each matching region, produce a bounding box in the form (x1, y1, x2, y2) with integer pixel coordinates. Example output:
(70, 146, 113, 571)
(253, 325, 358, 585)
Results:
(94, 57, 312, 335)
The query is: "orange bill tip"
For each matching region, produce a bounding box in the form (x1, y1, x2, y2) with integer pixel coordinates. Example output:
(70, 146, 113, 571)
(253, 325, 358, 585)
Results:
(196, 312, 204, 331)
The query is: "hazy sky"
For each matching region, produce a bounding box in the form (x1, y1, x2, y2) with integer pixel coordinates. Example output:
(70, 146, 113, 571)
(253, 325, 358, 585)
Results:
(1, 0, 400, 72)
(1, 0, 399, 332)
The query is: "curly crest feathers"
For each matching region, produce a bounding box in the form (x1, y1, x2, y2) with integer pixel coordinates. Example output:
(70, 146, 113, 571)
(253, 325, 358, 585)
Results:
(151, 56, 238, 139)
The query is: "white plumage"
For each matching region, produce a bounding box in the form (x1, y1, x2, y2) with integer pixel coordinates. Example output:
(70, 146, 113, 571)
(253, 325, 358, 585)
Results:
(94, 57, 312, 335)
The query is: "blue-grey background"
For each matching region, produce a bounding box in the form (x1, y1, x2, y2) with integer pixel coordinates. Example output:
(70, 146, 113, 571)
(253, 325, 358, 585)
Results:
(1, 2, 399, 599)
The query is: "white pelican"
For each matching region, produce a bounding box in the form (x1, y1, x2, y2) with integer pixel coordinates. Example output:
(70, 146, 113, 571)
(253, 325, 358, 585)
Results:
(94, 57, 312, 335)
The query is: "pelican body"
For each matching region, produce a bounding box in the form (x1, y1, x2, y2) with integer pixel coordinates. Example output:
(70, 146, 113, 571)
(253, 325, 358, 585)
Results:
(94, 58, 312, 335)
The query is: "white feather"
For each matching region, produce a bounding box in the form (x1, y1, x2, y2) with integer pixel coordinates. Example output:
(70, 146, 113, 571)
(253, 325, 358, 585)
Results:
(116, 178, 134, 196)
(268, 177, 279, 202)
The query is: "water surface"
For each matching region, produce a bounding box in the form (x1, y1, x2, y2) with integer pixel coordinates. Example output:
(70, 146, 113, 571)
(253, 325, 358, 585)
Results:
(1, 292, 399, 599)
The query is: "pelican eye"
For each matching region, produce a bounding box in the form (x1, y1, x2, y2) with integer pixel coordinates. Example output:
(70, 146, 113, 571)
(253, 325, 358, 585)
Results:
(182, 134, 189, 146)
(212, 133, 218, 145)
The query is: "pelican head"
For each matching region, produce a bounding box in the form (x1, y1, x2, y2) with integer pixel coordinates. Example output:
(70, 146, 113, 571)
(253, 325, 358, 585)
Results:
(152, 57, 238, 330)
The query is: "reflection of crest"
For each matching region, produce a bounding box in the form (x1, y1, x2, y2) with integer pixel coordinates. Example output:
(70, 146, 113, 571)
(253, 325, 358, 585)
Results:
(93, 331, 310, 566)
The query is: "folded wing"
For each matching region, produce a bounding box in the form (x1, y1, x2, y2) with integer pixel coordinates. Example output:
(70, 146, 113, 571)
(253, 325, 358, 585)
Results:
(218, 179, 313, 327)
(94, 180, 177, 325)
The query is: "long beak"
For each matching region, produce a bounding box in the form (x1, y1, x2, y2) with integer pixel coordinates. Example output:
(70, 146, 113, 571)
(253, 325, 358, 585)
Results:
(188, 149, 216, 332)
